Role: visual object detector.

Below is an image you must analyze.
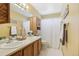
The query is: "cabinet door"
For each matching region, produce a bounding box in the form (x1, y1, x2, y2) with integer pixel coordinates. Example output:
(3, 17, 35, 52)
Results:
(0, 3, 10, 23)
(23, 44, 34, 56)
(38, 39, 42, 54)
(10, 50, 23, 56)
(33, 40, 39, 56)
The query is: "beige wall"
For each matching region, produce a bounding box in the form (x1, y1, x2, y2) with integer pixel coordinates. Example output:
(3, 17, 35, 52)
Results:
(62, 3, 79, 56)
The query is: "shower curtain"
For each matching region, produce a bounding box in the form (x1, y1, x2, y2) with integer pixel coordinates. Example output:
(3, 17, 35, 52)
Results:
(41, 18, 61, 49)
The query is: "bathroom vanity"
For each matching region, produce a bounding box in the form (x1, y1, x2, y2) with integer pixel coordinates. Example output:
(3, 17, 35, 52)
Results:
(0, 36, 41, 56)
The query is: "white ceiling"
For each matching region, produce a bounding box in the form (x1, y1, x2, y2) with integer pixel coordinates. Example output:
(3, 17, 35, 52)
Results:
(31, 3, 65, 15)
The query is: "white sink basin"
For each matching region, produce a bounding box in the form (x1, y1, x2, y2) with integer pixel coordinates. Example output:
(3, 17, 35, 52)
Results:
(0, 41, 22, 49)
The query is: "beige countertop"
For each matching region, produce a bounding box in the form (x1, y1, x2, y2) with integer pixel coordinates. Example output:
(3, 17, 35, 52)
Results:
(0, 36, 41, 56)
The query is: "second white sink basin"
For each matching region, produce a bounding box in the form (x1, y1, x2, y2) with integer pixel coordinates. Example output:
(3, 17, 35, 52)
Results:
(0, 41, 22, 49)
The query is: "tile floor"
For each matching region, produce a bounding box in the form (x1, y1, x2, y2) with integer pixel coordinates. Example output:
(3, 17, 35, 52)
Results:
(39, 43, 63, 56)
(39, 48, 63, 56)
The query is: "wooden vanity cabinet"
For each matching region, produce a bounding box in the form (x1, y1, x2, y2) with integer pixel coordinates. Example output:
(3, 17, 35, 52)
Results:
(0, 3, 10, 23)
(23, 44, 34, 56)
(33, 39, 42, 56)
(10, 39, 42, 56)
(33, 40, 39, 56)
(38, 39, 42, 54)
(10, 50, 23, 56)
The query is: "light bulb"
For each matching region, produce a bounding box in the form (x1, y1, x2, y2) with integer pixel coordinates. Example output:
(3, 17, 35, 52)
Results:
(26, 5, 29, 11)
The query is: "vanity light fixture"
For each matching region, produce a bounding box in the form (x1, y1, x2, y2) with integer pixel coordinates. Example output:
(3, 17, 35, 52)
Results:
(26, 4, 29, 11)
